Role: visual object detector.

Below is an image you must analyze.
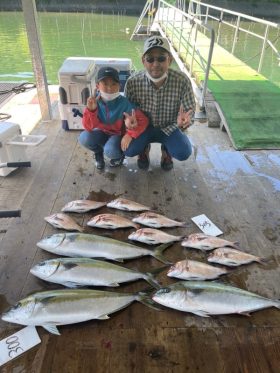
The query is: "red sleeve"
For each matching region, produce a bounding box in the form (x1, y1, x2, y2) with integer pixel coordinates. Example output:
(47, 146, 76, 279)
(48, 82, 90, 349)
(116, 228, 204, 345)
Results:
(82, 107, 103, 131)
(126, 109, 149, 138)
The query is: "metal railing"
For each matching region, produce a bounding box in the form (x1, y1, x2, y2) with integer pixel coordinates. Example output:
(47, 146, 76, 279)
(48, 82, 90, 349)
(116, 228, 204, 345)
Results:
(157, 0, 215, 111)
(188, 0, 280, 73)
(130, 0, 156, 40)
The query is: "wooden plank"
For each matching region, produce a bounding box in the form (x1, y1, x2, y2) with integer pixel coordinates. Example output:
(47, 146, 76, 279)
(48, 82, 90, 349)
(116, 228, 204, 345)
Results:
(0, 119, 279, 371)
(0, 121, 78, 305)
(1, 326, 279, 372)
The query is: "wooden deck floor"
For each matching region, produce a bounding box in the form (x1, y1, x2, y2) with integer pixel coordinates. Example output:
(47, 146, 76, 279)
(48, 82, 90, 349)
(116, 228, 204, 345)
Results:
(0, 115, 280, 372)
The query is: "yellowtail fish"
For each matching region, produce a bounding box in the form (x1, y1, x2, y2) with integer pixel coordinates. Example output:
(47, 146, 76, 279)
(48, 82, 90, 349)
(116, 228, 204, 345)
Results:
(132, 212, 186, 228)
(87, 213, 139, 229)
(167, 259, 229, 280)
(2, 289, 156, 335)
(44, 213, 83, 232)
(181, 233, 239, 251)
(61, 200, 107, 213)
(207, 247, 266, 267)
(128, 228, 184, 245)
(152, 281, 280, 317)
(30, 257, 165, 288)
(37, 233, 172, 264)
(107, 198, 150, 211)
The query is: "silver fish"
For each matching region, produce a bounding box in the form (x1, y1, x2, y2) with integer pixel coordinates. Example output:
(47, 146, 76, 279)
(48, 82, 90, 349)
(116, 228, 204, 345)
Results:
(61, 200, 106, 213)
(2, 289, 154, 335)
(44, 213, 83, 232)
(87, 213, 138, 229)
(128, 228, 184, 245)
(207, 247, 266, 267)
(132, 212, 186, 228)
(181, 233, 239, 251)
(167, 259, 229, 280)
(107, 198, 150, 211)
(152, 281, 280, 317)
(37, 233, 171, 264)
(30, 257, 163, 288)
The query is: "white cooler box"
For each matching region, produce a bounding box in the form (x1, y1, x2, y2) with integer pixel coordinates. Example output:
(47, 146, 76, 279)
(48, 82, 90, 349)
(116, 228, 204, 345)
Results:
(0, 122, 46, 176)
(58, 57, 133, 130)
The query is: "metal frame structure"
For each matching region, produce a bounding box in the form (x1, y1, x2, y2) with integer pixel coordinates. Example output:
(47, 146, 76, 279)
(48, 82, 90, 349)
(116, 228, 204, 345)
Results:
(130, 0, 156, 40)
(156, 0, 215, 112)
(188, 0, 280, 73)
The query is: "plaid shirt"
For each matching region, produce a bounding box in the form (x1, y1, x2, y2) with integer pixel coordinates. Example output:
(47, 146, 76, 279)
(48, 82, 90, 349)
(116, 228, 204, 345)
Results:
(125, 68, 196, 135)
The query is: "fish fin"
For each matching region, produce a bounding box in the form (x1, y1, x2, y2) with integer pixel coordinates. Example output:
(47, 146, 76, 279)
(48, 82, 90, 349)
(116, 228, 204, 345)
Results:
(113, 258, 124, 263)
(191, 310, 211, 317)
(238, 311, 252, 317)
(108, 282, 120, 287)
(148, 265, 170, 276)
(63, 282, 84, 288)
(98, 315, 110, 320)
(153, 243, 173, 264)
(42, 324, 61, 335)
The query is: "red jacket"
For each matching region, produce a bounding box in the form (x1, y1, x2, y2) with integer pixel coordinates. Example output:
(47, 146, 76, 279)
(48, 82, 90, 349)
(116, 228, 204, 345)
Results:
(82, 95, 148, 138)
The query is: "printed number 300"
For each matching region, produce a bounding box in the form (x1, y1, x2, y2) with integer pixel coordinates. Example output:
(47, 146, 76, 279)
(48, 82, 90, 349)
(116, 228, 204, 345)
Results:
(5, 335, 24, 358)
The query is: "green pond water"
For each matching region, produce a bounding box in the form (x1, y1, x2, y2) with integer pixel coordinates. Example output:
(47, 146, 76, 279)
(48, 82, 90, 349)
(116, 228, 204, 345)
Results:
(0, 11, 279, 85)
(0, 11, 144, 84)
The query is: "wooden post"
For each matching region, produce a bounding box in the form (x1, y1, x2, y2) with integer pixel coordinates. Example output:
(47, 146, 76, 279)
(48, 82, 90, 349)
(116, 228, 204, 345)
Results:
(21, 0, 53, 121)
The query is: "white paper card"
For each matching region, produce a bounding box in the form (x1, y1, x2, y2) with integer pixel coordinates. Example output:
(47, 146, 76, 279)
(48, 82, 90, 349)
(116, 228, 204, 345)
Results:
(191, 214, 223, 236)
(0, 326, 41, 366)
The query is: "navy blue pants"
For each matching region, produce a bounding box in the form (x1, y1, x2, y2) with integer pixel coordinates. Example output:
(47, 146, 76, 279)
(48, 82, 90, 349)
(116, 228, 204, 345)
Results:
(125, 126, 192, 160)
(79, 129, 123, 159)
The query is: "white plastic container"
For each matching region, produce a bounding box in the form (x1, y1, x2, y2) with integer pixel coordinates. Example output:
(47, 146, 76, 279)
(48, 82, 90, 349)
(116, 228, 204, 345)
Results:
(0, 122, 46, 176)
(58, 57, 133, 130)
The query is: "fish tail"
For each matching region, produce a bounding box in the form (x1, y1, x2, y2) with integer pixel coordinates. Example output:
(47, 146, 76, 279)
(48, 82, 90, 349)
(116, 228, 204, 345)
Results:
(257, 256, 271, 265)
(152, 243, 173, 264)
(136, 291, 162, 311)
(145, 266, 169, 288)
(144, 275, 161, 289)
(180, 222, 190, 228)
(178, 235, 185, 241)
(232, 241, 240, 249)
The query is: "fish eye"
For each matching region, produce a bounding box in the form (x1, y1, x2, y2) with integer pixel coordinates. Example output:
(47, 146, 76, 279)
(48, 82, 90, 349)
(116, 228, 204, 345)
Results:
(158, 288, 170, 294)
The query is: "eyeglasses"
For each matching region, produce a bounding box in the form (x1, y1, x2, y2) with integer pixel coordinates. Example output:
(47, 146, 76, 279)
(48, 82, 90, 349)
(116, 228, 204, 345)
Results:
(144, 56, 168, 63)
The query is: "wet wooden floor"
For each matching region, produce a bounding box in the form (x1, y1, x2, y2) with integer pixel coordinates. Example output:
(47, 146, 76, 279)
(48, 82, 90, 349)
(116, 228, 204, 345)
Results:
(0, 118, 280, 372)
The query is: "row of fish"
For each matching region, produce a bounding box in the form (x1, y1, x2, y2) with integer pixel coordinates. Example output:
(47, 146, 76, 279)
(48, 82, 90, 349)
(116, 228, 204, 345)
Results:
(32, 233, 230, 286)
(43, 211, 267, 268)
(62, 198, 151, 213)
(2, 281, 279, 335)
(44, 211, 187, 232)
(37, 232, 264, 269)
(2, 198, 277, 335)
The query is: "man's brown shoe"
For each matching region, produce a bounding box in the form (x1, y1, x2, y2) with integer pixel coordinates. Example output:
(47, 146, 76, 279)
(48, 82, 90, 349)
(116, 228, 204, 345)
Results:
(161, 145, 173, 171)
(137, 144, 151, 170)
